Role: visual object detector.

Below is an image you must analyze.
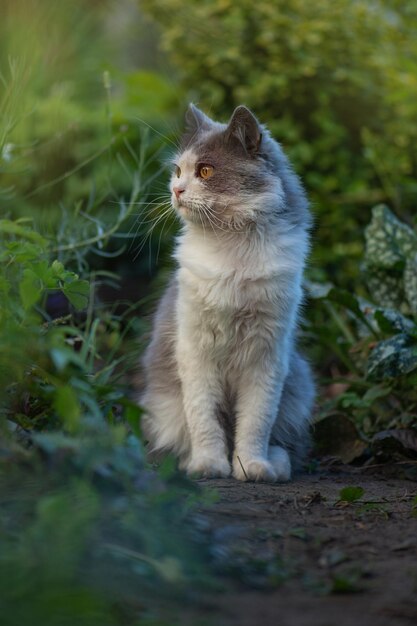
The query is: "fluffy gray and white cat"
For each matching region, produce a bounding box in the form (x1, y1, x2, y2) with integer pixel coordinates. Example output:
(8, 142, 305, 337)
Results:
(140, 104, 315, 482)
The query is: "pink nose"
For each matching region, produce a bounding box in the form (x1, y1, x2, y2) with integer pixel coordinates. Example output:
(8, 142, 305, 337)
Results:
(173, 186, 185, 199)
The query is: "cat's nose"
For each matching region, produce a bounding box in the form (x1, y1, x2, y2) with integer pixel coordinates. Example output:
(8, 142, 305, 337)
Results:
(173, 186, 185, 199)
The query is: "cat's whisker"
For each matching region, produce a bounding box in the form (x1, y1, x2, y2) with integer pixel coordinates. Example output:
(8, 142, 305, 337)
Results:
(154, 209, 174, 265)
(132, 205, 174, 260)
(125, 197, 171, 206)
(128, 203, 171, 248)
(201, 205, 225, 239)
(137, 199, 172, 219)
(202, 204, 231, 234)
(130, 203, 172, 237)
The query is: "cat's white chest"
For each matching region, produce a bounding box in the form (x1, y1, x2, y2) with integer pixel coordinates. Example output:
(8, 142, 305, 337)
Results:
(180, 266, 246, 315)
(179, 227, 272, 285)
(174, 227, 305, 357)
(177, 244, 266, 312)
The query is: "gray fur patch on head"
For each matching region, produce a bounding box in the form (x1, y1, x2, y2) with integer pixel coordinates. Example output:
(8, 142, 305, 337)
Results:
(175, 104, 311, 231)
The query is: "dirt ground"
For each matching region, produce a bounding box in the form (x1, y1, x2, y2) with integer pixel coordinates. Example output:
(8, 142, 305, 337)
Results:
(194, 467, 417, 626)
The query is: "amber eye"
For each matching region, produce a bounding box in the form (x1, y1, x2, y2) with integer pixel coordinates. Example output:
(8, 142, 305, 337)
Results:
(198, 165, 214, 180)
(175, 165, 181, 178)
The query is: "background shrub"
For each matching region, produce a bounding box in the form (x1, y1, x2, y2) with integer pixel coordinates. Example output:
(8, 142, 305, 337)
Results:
(141, 0, 417, 285)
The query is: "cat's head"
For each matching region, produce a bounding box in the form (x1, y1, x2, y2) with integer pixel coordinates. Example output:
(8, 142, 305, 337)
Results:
(169, 104, 309, 231)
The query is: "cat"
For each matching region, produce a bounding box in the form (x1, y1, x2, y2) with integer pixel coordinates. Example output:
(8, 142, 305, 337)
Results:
(140, 103, 315, 482)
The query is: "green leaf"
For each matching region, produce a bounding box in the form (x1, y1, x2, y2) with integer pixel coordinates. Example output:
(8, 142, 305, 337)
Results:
(330, 571, 363, 593)
(324, 288, 362, 315)
(372, 307, 414, 335)
(366, 269, 404, 311)
(373, 310, 397, 335)
(0, 219, 47, 244)
(62, 280, 89, 311)
(339, 486, 364, 503)
(364, 205, 417, 316)
(53, 385, 81, 431)
(121, 399, 143, 439)
(51, 259, 66, 278)
(50, 347, 86, 372)
(324, 288, 375, 334)
(367, 334, 417, 379)
(364, 205, 417, 269)
(19, 270, 42, 310)
(362, 385, 392, 404)
(3, 241, 44, 262)
(338, 391, 367, 409)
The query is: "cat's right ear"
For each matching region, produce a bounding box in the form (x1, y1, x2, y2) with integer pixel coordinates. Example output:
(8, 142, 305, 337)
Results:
(183, 103, 213, 144)
(225, 106, 262, 156)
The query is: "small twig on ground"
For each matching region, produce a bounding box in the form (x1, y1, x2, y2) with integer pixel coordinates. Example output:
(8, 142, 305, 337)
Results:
(236, 455, 248, 480)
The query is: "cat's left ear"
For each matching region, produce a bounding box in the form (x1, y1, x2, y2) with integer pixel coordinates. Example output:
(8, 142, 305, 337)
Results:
(225, 106, 262, 156)
(182, 103, 214, 147)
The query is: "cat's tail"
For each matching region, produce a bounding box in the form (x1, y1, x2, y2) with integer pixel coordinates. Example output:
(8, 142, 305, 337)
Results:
(270, 350, 315, 472)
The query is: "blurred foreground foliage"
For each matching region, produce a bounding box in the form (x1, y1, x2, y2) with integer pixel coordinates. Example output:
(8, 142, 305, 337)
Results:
(0, 220, 214, 626)
(1, 428, 211, 626)
(0, 2, 211, 625)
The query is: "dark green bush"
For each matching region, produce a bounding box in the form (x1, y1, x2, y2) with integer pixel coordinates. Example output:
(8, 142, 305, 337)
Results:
(308, 205, 417, 443)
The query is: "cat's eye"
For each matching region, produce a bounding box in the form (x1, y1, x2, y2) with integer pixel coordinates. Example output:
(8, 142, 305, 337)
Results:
(198, 165, 214, 180)
(175, 165, 181, 178)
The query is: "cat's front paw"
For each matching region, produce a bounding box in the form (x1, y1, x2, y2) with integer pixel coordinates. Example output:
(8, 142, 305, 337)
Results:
(233, 456, 277, 482)
(186, 454, 231, 479)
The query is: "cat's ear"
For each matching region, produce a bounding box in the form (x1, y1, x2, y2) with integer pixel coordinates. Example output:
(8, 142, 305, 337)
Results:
(185, 103, 214, 137)
(225, 105, 262, 156)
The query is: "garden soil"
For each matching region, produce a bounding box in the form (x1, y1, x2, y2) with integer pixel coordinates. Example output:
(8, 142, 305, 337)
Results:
(192, 468, 417, 626)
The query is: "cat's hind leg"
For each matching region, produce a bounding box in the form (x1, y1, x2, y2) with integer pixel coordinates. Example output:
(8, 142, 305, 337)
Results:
(268, 445, 292, 482)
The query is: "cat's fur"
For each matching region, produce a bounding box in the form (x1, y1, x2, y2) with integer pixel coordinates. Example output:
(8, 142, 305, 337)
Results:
(140, 104, 315, 482)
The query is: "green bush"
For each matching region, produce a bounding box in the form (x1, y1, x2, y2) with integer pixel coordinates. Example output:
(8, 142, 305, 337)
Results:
(141, 0, 417, 283)
(141, 0, 417, 196)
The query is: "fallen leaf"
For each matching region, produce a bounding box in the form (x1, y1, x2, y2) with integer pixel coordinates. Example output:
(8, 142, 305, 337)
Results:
(314, 414, 367, 463)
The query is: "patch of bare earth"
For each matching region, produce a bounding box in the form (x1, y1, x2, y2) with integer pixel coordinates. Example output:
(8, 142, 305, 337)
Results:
(194, 469, 417, 626)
